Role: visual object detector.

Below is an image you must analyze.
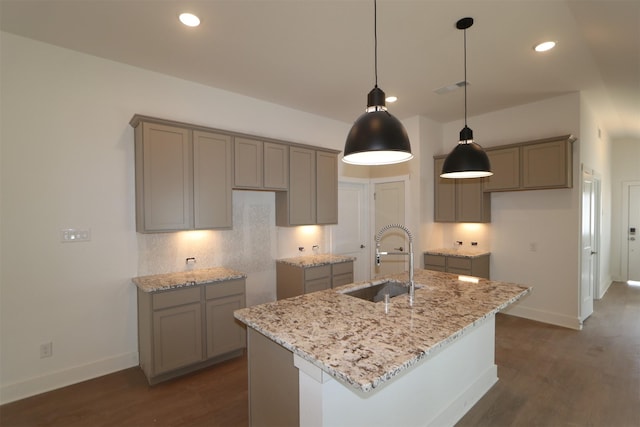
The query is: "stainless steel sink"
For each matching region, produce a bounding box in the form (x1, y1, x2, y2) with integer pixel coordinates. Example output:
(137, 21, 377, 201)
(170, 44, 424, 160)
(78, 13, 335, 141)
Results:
(341, 281, 410, 302)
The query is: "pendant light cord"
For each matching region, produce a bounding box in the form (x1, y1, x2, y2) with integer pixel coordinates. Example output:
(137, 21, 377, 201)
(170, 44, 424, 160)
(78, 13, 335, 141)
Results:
(374, 0, 378, 89)
(463, 26, 468, 127)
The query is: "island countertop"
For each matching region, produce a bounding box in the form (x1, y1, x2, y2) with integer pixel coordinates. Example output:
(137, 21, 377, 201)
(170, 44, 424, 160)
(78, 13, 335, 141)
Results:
(132, 267, 247, 293)
(234, 269, 530, 393)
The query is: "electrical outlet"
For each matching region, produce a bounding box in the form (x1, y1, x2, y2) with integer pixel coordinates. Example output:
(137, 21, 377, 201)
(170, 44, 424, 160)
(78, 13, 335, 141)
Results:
(40, 342, 53, 358)
(61, 228, 91, 243)
(529, 242, 538, 252)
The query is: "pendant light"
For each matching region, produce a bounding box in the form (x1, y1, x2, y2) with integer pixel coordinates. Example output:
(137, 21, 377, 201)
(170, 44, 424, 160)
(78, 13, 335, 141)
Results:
(342, 0, 413, 166)
(441, 17, 492, 179)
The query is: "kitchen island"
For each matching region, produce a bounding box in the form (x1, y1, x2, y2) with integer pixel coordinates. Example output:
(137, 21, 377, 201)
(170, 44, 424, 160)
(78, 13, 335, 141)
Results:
(234, 269, 530, 427)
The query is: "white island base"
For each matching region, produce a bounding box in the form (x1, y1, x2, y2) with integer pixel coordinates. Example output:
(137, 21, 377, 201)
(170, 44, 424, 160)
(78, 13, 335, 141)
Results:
(249, 316, 497, 427)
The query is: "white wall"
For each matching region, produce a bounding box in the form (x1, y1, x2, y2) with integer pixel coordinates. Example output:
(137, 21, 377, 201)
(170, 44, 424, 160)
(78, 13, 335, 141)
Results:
(440, 93, 584, 329)
(0, 33, 350, 404)
(610, 137, 640, 281)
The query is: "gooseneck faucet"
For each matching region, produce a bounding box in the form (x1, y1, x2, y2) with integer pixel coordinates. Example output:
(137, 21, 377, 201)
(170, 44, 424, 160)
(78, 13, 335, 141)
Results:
(375, 224, 415, 305)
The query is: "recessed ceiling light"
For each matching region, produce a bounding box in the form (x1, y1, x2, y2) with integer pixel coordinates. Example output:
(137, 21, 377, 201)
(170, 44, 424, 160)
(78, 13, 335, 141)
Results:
(179, 13, 200, 27)
(386, 96, 398, 103)
(534, 41, 556, 52)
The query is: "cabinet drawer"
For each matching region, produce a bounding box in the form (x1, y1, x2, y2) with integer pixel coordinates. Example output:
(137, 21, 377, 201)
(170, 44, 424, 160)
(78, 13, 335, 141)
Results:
(305, 277, 331, 294)
(332, 261, 353, 276)
(305, 265, 331, 281)
(425, 265, 446, 273)
(205, 279, 245, 300)
(332, 273, 353, 288)
(153, 286, 201, 310)
(447, 257, 472, 270)
(448, 267, 472, 275)
(424, 254, 446, 267)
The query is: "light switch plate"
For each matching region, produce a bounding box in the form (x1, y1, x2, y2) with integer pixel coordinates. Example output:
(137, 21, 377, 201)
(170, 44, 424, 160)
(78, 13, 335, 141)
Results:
(61, 228, 91, 242)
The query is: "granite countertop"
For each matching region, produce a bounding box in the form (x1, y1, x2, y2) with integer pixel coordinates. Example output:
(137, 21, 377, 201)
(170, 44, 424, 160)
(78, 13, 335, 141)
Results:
(424, 248, 490, 258)
(132, 267, 247, 293)
(234, 269, 529, 393)
(277, 253, 356, 268)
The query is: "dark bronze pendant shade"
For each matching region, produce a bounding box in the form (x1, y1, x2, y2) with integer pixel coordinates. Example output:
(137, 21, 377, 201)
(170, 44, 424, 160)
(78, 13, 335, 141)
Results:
(441, 17, 492, 179)
(342, 0, 413, 166)
(343, 86, 413, 165)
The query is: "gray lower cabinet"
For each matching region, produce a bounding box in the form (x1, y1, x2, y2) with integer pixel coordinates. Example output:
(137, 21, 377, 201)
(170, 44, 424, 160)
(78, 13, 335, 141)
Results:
(137, 279, 246, 384)
(276, 261, 354, 300)
(423, 253, 490, 279)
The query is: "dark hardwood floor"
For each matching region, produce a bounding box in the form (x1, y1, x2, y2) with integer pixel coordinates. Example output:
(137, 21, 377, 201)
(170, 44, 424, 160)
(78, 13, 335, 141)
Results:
(1, 282, 638, 427)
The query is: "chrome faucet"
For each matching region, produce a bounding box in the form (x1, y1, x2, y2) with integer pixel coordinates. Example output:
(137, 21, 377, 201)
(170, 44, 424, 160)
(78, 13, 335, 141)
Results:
(375, 224, 415, 305)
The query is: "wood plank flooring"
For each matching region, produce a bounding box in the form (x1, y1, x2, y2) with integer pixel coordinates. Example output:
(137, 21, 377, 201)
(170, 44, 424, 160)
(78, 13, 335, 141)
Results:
(1, 281, 638, 427)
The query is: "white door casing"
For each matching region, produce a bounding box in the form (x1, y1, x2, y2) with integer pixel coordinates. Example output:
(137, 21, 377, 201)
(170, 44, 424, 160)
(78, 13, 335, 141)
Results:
(332, 181, 370, 282)
(580, 171, 596, 321)
(373, 181, 406, 278)
(626, 183, 640, 281)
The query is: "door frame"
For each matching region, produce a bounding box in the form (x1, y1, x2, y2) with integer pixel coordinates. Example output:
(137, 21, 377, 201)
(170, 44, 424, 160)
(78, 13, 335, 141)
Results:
(621, 180, 640, 282)
(331, 177, 371, 282)
(370, 175, 410, 278)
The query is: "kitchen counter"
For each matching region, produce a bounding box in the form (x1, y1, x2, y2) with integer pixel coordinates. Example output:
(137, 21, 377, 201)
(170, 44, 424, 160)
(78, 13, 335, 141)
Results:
(276, 253, 356, 268)
(235, 269, 529, 392)
(132, 267, 247, 293)
(424, 247, 490, 258)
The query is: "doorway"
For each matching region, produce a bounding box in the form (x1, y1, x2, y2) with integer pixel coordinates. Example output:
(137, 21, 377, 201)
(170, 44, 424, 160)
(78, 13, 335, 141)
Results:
(373, 180, 407, 278)
(580, 170, 600, 322)
(331, 181, 370, 282)
(622, 182, 640, 282)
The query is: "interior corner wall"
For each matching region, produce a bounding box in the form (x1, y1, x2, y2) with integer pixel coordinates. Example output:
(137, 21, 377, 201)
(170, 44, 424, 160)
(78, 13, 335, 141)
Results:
(0, 32, 350, 404)
(442, 93, 583, 329)
(578, 94, 613, 298)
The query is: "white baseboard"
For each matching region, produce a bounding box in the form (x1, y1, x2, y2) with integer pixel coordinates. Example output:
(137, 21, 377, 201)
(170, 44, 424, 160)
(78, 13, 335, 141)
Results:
(597, 280, 613, 299)
(0, 352, 139, 405)
(502, 304, 582, 330)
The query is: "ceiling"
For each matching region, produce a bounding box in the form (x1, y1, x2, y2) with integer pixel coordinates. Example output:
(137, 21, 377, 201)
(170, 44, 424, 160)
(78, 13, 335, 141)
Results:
(1, 0, 638, 139)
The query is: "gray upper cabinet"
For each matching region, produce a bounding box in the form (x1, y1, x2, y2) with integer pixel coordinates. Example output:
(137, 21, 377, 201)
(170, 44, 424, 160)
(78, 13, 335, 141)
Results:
(132, 116, 232, 232)
(483, 135, 574, 192)
(263, 142, 289, 190)
(135, 121, 193, 232)
(234, 137, 263, 189)
(277, 147, 316, 226)
(316, 151, 338, 224)
(483, 147, 520, 192)
(234, 138, 289, 190)
(132, 115, 339, 230)
(276, 148, 339, 226)
(193, 130, 233, 229)
(522, 138, 572, 189)
(434, 157, 490, 223)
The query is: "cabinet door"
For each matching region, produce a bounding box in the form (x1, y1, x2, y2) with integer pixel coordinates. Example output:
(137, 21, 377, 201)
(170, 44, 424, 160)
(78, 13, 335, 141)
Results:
(316, 151, 338, 224)
(206, 294, 246, 358)
(522, 139, 572, 189)
(193, 131, 232, 229)
(264, 142, 289, 190)
(434, 158, 456, 222)
(152, 303, 203, 375)
(484, 147, 521, 192)
(234, 137, 263, 188)
(456, 178, 490, 223)
(305, 277, 331, 294)
(138, 122, 192, 232)
(287, 147, 316, 225)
